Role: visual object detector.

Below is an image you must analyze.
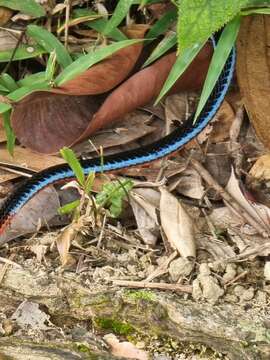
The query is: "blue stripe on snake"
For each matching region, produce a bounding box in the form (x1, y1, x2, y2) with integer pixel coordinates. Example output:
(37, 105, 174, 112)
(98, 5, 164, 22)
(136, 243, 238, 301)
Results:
(0, 36, 236, 234)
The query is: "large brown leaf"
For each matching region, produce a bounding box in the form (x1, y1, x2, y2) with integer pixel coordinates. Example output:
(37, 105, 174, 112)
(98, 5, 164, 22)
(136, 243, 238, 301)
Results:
(11, 39, 212, 154)
(237, 15, 270, 149)
(79, 43, 212, 139)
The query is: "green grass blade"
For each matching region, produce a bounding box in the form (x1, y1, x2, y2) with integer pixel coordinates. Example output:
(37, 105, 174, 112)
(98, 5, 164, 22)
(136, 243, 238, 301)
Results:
(194, 16, 241, 122)
(45, 51, 57, 82)
(0, 103, 12, 114)
(58, 200, 80, 215)
(146, 10, 177, 40)
(155, 40, 206, 104)
(0, 45, 45, 62)
(0, 73, 18, 92)
(27, 25, 72, 68)
(0, 0, 45, 17)
(18, 72, 46, 87)
(55, 39, 143, 85)
(60, 147, 85, 187)
(143, 32, 176, 67)
(104, 0, 134, 35)
(73, 9, 127, 41)
(2, 110, 15, 155)
(7, 82, 51, 102)
(241, 7, 270, 14)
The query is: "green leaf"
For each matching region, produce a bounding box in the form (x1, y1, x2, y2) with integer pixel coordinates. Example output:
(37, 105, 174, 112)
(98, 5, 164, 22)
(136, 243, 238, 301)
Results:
(7, 82, 51, 102)
(0, 45, 45, 62)
(104, 0, 134, 35)
(2, 110, 15, 155)
(177, 0, 249, 50)
(58, 200, 80, 215)
(45, 51, 57, 82)
(241, 7, 270, 14)
(0, 0, 45, 17)
(0, 103, 12, 114)
(85, 173, 95, 195)
(55, 39, 143, 85)
(143, 32, 177, 67)
(27, 25, 72, 68)
(146, 10, 177, 40)
(155, 40, 206, 104)
(194, 16, 241, 121)
(96, 180, 133, 218)
(0, 73, 18, 92)
(73, 9, 127, 41)
(60, 147, 85, 187)
(18, 72, 46, 87)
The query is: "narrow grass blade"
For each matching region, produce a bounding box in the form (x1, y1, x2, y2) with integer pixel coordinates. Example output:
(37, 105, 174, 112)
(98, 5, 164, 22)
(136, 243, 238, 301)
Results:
(7, 82, 51, 103)
(194, 16, 241, 122)
(0, 45, 45, 62)
(55, 39, 143, 86)
(241, 8, 270, 15)
(18, 72, 46, 87)
(45, 51, 57, 82)
(0, 103, 12, 114)
(27, 25, 72, 68)
(58, 200, 80, 215)
(73, 9, 127, 41)
(143, 32, 176, 67)
(0, 73, 18, 92)
(60, 147, 85, 187)
(0, 0, 45, 17)
(155, 40, 206, 104)
(104, 0, 134, 35)
(2, 110, 15, 155)
(146, 10, 177, 40)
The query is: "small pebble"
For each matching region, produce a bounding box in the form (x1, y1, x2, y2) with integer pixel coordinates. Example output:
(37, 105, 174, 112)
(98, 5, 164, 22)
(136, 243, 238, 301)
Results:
(169, 257, 193, 281)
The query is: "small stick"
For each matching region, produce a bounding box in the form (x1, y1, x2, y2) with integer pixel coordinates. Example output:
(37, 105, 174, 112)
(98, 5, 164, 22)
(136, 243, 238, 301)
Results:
(224, 270, 248, 288)
(113, 279, 192, 294)
(189, 158, 269, 238)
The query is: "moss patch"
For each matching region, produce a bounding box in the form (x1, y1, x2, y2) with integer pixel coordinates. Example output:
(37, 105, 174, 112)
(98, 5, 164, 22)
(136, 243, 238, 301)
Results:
(95, 317, 134, 335)
(123, 289, 156, 302)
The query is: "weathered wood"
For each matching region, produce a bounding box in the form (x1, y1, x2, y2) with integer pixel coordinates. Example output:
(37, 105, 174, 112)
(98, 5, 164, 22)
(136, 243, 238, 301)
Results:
(1, 267, 270, 360)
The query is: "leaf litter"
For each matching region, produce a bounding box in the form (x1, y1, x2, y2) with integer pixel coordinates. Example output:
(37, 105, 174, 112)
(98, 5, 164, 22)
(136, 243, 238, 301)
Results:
(0, 2, 270, 359)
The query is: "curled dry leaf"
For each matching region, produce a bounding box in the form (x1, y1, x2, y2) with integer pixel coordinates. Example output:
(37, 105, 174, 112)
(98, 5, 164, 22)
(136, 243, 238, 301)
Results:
(11, 37, 212, 154)
(237, 15, 270, 149)
(56, 221, 82, 266)
(226, 168, 270, 233)
(159, 187, 196, 258)
(0, 7, 13, 26)
(130, 188, 160, 246)
(249, 154, 270, 181)
(0, 186, 60, 244)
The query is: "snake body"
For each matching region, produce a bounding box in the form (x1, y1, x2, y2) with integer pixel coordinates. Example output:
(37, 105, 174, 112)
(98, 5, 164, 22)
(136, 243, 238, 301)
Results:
(0, 37, 236, 236)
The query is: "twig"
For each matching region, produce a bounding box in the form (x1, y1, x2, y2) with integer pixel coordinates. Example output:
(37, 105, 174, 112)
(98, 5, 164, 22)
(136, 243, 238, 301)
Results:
(189, 158, 269, 238)
(113, 279, 192, 294)
(224, 270, 248, 288)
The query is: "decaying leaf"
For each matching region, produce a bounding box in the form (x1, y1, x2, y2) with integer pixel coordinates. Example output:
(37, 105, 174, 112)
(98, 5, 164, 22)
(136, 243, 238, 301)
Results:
(159, 187, 196, 258)
(226, 168, 270, 233)
(249, 154, 270, 181)
(237, 15, 270, 149)
(0, 186, 60, 244)
(56, 220, 82, 266)
(0, 6, 13, 25)
(130, 188, 160, 246)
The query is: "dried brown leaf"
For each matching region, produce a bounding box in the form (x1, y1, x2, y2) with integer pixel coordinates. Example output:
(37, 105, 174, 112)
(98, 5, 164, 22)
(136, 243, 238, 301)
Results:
(237, 15, 270, 149)
(249, 154, 270, 181)
(159, 187, 196, 257)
